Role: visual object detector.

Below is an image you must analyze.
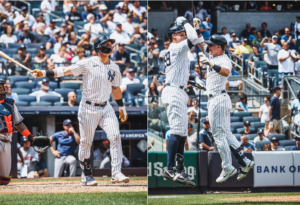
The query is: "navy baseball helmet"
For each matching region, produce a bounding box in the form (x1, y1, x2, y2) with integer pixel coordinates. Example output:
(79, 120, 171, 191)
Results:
(168, 25, 185, 40)
(94, 35, 115, 54)
(0, 79, 6, 100)
(205, 34, 227, 50)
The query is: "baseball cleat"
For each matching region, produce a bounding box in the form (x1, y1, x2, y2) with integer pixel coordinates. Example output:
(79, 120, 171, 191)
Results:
(111, 172, 130, 184)
(216, 168, 237, 183)
(81, 175, 98, 186)
(162, 168, 195, 188)
(237, 160, 255, 181)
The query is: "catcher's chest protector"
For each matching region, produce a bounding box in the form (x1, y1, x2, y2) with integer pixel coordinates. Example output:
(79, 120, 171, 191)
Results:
(0, 98, 15, 134)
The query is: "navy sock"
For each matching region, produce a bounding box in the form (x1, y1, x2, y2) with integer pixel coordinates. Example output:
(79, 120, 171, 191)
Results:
(167, 134, 181, 170)
(176, 136, 187, 156)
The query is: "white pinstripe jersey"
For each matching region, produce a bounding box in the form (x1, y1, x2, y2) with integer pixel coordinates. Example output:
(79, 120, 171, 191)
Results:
(164, 40, 190, 87)
(70, 56, 122, 103)
(206, 53, 232, 95)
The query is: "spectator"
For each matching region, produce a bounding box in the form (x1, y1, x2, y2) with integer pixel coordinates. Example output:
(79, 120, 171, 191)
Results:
(158, 41, 169, 72)
(187, 123, 198, 151)
(18, 136, 39, 178)
(122, 14, 134, 36)
(14, 15, 25, 33)
(71, 47, 85, 64)
(264, 121, 277, 137)
(114, 5, 126, 23)
(248, 46, 263, 75)
(29, 79, 61, 102)
(192, 64, 201, 78)
(13, 45, 31, 73)
(67, 31, 78, 51)
(150, 28, 160, 41)
(102, 19, 116, 33)
(48, 46, 67, 67)
(240, 135, 256, 152)
(81, 4, 97, 21)
(112, 43, 130, 65)
(252, 31, 262, 49)
(187, 46, 197, 62)
(65, 6, 82, 27)
(293, 107, 300, 135)
(295, 16, 300, 48)
(129, 23, 146, 45)
(188, 98, 201, 114)
(41, 0, 58, 13)
(94, 140, 109, 161)
(58, 23, 68, 41)
(80, 39, 93, 57)
(291, 137, 300, 150)
(0, 19, 8, 35)
(60, 91, 79, 107)
(215, 1, 228, 10)
(259, 96, 271, 123)
(99, 149, 130, 169)
(98, 4, 108, 20)
(19, 6, 36, 27)
(18, 23, 36, 44)
(4, 2, 19, 21)
(44, 19, 57, 39)
(53, 34, 65, 54)
(84, 13, 104, 40)
(270, 137, 285, 151)
(0, 0, 5, 13)
(295, 53, 300, 76)
(34, 45, 48, 68)
(63, 0, 75, 13)
(259, 22, 272, 38)
(49, 119, 80, 177)
(200, 118, 215, 151)
(269, 87, 281, 132)
(235, 94, 249, 112)
(228, 33, 241, 52)
(37, 154, 49, 177)
(234, 38, 253, 60)
(35, 23, 50, 44)
(200, 15, 212, 39)
(260, 35, 281, 70)
(248, 27, 257, 42)
(130, 0, 146, 18)
(261, 1, 272, 10)
(184, 7, 193, 23)
(117, 0, 134, 11)
(221, 27, 231, 43)
(145, 82, 159, 105)
(46, 28, 60, 49)
(291, 91, 300, 117)
(32, 13, 48, 33)
(188, 110, 196, 123)
(196, 1, 207, 21)
(244, 1, 257, 10)
(110, 23, 130, 44)
(5, 82, 18, 101)
(139, 15, 147, 34)
(253, 129, 270, 144)
(0, 24, 17, 43)
(240, 121, 256, 135)
(151, 75, 161, 87)
(281, 27, 296, 50)
(262, 143, 271, 151)
(120, 68, 140, 93)
(147, 42, 159, 74)
(225, 68, 243, 95)
(240, 23, 251, 39)
(160, 1, 172, 10)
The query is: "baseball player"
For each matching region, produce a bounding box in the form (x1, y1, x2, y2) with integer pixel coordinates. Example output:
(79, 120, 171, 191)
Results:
(196, 17, 255, 183)
(0, 80, 35, 185)
(31, 35, 130, 186)
(161, 16, 205, 187)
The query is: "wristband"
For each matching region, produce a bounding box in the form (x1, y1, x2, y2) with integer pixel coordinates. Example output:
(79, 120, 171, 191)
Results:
(115, 99, 124, 106)
(22, 129, 31, 138)
(56, 67, 64, 77)
(196, 29, 201, 36)
(45, 70, 55, 77)
(212, 64, 221, 73)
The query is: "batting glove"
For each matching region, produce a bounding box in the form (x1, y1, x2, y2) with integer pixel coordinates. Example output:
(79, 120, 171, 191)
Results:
(193, 18, 201, 29)
(31, 70, 44, 78)
(175, 16, 188, 26)
(195, 77, 206, 91)
(119, 106, 128, 122)
(199, 53, 214, 68)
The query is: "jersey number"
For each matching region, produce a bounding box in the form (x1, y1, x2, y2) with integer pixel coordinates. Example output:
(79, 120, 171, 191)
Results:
(164, 51, 171, 67)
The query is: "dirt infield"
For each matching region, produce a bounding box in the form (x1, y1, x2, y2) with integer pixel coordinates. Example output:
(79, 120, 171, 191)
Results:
(0, 178, 147, 194)
(222, 195, 300, 202)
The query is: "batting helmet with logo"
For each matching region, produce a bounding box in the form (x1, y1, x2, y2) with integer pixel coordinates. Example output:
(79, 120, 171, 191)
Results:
(94, 35, 115, 54)
(167, 25, 185, 40)
(204, 34, 227, 50)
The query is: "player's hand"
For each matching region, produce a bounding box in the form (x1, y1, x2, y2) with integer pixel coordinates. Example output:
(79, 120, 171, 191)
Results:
(28, 134, 34, 144)
(31, 69, 44, 78)
(193, 17, 201, 29)
(119, 106, 128, 122)
(195, 77, 206, 91)
(53, 150, 60, 158)
(175, 16, 188, 26)
(199, 53, 214, 67)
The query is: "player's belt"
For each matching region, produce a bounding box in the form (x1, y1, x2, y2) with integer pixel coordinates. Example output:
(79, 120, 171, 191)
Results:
(164, 83, 184, 89)
(86, 101, 107, 107)
(208, 90, 226, 99)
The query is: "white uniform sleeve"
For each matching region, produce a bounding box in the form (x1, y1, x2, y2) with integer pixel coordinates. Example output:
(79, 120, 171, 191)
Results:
(14, 103, 24, 125)
(111, 67, 122, 87)
(69, 59, 88, 76)
(183, 23, 203, 45)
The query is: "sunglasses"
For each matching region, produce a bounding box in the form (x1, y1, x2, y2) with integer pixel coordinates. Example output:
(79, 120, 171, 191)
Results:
(204, 122, 210, 125)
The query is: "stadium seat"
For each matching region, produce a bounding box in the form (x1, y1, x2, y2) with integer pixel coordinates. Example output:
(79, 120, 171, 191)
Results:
(46, 49, 54, 55)
(49, 81, 59, 90)
(190, 61, 196, 71)
(267, 134, 286, 141)
(236, 128, 256, 134)
(246, 134, 257, 141)
(126, 83, 144, 106)
(32, 8, 41, 18)
(76, 95, 82, 103)
(8, 76, 29, 87)
(160, 112, 168, 123)
(251, 122, 266, 130)
(40, 96, 60, 105)
(60, 82, 81, 90)
(242, 116, 261, 123)
(0, 75, 6, 81)
(242, 53, 251, 71)
(284, 146, 294, 151)
(30, 102, 52, 106)
(234, 134, 241, 141)
(230, 116, 241, 122)
(18, 95, 36, 105)
(54, 88, 75, 101)
(7, 43, 23, 48)
(268, 69, 279, 88)
(279, 140, 296, 147)
(76, 89, 83, 96)
(11, 88, 30, 95)
(31, 77, 50, 83)
(230, 122, 244, 133)
(255, 141, 271, 151)
(54, 102, 63, 106)
(15, 82, 36, 92)
(78, 29, 86, 36)
(15, 101, 28, 106)
(233, 112, 252, 120)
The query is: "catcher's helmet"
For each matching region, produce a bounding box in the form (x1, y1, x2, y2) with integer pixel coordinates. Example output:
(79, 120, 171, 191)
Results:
(94, 35, 115, 54)
(167, 25, 185, 40)
(205, 34, 227, 50)
(0, 79, 6, 101)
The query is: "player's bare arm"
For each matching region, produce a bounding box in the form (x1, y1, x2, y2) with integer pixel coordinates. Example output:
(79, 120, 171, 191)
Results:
(192, 17, 206, 53)
(112, 86, 128, 123)
(31, 66, 73, 78)
(15, 122, 34, 141)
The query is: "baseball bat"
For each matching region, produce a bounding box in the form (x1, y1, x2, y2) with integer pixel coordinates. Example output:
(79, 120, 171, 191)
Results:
(159, 71, 165, 75)
(0, 50, 33, 73)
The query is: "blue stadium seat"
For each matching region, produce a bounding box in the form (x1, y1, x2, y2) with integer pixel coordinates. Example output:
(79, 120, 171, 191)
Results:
(18, 95, 36, 105)
(49, 81, 59, 90)
(234, 134, 241, 141)
(0, 75, 6, 81)
(15, 101, 28, 106)
(236, 128, 256, 134)
(190, 61, 196, 71)
(77, 29, 86, 36)
(246, 134, 257, 141)
(284, 146, 294, 151)
(233, 112, 252, 121)
(46, 49, 54, 55)
(32, 8, 41, 18)
(54, 102, 63, 106)
(15, 82, 36, 92)
(54, 88, 75, 101)
(279, 140, 296, 147)
(60, 82, 81, 90)
(242, 53, 251, 71)
(76, 89, 82, 96)
(267, 134, 286, 141)
(243, 116, 261, 123)
(31, 77, 50, 83)
(126, 83, 145, 106)
(230, 122, 244, 133)
(230, 116, 241, 122)
(76, 95, 82, 103)
(268, 69, 279, 88)
(1, 48, 18, 56)
(11, 88, 30, 95)
(7, 43, 23, 48)
(255, 141, 271, 151)
(8, 76, 29, 87)
(251, 122, 266, 131)
(30, 102, 52, 106)
(40, 96, 60, 105)
(160, 112, 168, 123)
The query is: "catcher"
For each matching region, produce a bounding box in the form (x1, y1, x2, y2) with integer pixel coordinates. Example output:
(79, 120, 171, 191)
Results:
(0, 80, 50, 185)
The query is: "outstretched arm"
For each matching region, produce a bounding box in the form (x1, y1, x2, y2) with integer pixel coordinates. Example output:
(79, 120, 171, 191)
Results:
(112, 86, 128, 122)
(15, 122, 34, 140)
(31, 66, 74, 78)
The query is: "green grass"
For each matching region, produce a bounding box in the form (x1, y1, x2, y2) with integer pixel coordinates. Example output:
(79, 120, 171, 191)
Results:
(11, 177, 147, 183)
(148, 192, 300, 205)
(0, 192, 147, 205)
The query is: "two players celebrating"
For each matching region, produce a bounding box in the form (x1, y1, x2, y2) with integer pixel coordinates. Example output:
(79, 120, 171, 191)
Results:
(161, 16, 255, 187)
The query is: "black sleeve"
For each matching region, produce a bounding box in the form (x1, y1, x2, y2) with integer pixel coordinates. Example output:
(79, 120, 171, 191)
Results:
(189, 75, 196, 81)
(187, 39, 194, 49)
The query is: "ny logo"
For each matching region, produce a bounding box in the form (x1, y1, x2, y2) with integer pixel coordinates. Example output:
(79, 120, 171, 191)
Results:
(108, 71, 116, 82)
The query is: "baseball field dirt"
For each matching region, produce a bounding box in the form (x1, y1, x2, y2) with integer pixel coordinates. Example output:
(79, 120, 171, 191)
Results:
(221, 195, 300, 202)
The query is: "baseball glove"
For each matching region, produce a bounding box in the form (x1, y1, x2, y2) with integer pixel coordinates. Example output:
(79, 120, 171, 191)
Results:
(32, 134, 52, 153)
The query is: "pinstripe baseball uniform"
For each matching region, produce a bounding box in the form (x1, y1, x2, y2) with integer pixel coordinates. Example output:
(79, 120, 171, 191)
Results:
(206, 53, 247, 172)
(69, 56, 123, 176)
(161, 40, 190, 136)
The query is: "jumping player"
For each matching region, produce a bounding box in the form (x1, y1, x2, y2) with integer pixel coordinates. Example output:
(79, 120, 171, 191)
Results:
(196, 18, 255, 183)
(0, 80, 35, 185)
(31, 36, 130, 186)
(161, 16, 205, 187)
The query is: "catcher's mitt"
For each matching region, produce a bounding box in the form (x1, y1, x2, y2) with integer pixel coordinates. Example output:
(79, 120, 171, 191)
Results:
(32, 135, 52, 153)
